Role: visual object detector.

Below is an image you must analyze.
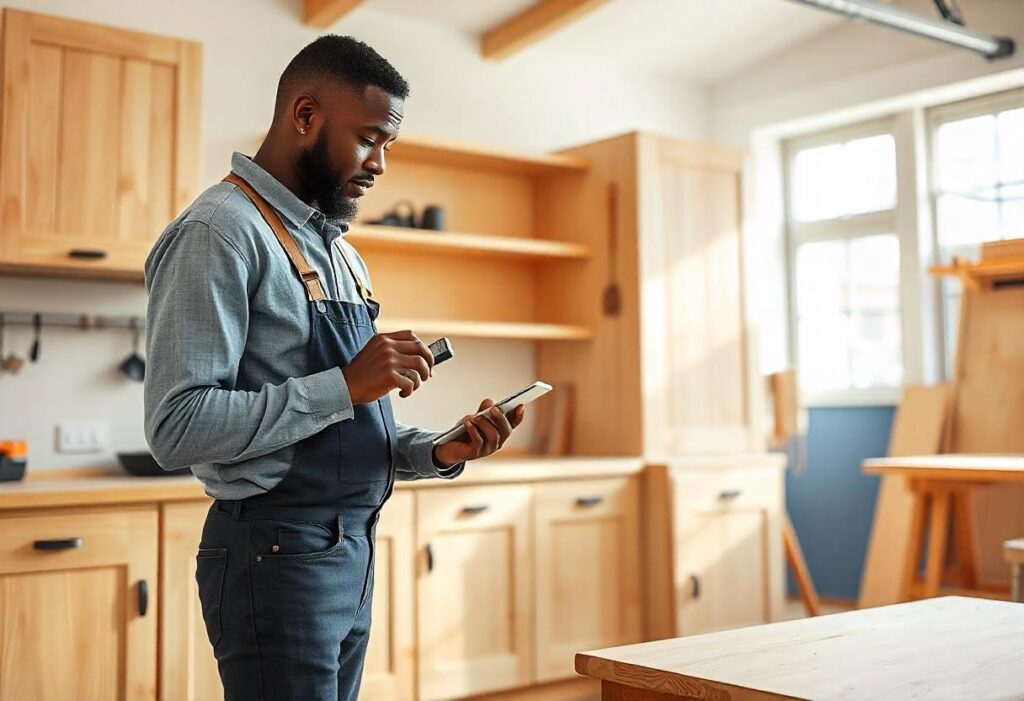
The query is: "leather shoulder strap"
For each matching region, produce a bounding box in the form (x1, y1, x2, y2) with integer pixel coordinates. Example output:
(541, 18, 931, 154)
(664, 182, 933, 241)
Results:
(223, 172, 327, 302)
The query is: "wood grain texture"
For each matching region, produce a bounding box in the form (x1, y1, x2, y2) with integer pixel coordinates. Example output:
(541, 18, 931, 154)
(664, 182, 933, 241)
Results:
(0, 506, 158, 700)
(347, 224, 591, 261)
(362, 491, 415, 700)
(416, 485, 534, 700)
(859, 384, 949, 608)
(482, 0, 610, 60)
(533, 478, 642, 682)
(303, 0, 366, 27)
(577, 597, 1024, 701)
(160, 502, 222, 701)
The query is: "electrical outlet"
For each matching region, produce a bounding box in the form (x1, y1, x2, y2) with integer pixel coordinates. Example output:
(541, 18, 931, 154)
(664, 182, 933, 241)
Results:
(56, 421, 110, 454)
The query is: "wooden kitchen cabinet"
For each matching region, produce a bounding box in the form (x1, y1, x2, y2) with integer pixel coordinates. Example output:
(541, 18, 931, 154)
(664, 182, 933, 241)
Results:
(0, 506, 159, 701)
(643, 459, 786, 639)
(0, 9, 201, 280)
(533, 477, 643, 682)
(160, 501, 221, 701)
(415, 484, 533, 700)
(362, 490, 416, 700)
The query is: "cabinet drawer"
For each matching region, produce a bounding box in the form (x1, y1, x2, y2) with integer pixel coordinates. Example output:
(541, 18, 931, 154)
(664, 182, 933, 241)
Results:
(533, 477, 633, 516)
(0, 506, 158, 575)
(671, 466, 781, 514)
(417, 484, 532, 531)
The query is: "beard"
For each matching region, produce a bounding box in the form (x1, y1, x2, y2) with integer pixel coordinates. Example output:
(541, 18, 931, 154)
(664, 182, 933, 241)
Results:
(296, 128, 358, 225)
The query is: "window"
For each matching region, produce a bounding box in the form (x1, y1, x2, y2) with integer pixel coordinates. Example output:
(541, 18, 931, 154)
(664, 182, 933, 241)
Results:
(929, 89, 1024, 374)
(785, 124, 904, 402)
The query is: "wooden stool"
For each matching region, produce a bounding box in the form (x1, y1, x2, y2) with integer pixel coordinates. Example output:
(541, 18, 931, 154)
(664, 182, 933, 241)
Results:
(1005, 539, 1024, 602)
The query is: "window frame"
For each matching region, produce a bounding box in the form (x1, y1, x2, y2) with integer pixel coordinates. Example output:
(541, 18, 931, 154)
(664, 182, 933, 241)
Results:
(926, 88, 1024, 378)
(783, 117, 908, 406)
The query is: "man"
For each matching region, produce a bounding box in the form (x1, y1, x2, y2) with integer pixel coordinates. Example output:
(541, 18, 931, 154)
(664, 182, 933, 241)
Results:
(144, 35, 524, 701)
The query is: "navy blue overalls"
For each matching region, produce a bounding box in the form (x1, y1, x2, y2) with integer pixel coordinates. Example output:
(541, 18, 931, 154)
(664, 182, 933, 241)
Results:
(195, 172, 397, 701)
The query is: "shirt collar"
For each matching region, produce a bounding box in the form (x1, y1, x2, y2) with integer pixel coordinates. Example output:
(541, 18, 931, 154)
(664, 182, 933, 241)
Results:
(230, 152, 348, 236)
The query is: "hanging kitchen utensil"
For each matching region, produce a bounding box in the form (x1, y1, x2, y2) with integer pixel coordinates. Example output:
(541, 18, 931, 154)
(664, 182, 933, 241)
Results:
(602, 183, 622, 316)
(28, 313, 42, 362)
(0, 314, 25, 375)
(119, 317, 146, 382)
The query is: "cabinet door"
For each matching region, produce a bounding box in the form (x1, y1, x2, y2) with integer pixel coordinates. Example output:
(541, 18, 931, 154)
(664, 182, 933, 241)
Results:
(533, 477, 643, 682)
(638, 135, 763, 455)
(361, 491, 415, 700)
(672, 466, 784, 635)
(0, 9, 201, 278)
(161, 501, 222, 701)
(0, 506, 158, 701)
(416, 485, 533, 700)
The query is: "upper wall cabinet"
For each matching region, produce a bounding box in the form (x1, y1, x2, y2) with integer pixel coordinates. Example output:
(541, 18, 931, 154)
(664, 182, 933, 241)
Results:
(0, 9, 201, 280)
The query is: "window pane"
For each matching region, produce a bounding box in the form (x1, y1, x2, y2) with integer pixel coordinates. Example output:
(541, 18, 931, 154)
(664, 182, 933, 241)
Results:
(844, 134, 897, 216)
(997, 107, 1024, 184)
(848, 234, 900, 311)
(798, 315, 851, 393)
(936, 193, 1000, 247)
(792, 144, 845, 222)
(936, 114, 997, 192)
(849, 313, 903, 389)
(1001, 183, 1024, 239)
(795, 240, 846, 315)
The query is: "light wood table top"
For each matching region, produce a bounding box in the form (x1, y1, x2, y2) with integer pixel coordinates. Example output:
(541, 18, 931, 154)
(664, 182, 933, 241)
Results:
(864, 454, 1024, 482)
(576, 597, 1024, 700)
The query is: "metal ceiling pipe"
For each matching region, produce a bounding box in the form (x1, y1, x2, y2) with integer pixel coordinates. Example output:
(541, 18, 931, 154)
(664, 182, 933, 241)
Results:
(784, 0, 1015, 60)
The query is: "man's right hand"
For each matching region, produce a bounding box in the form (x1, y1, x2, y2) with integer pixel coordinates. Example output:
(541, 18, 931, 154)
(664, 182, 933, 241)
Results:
(341, 330, 435, 402)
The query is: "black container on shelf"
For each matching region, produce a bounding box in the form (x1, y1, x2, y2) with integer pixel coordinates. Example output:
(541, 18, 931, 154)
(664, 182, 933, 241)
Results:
(0, 455, 26, 482)
(117, 451, 191, 477)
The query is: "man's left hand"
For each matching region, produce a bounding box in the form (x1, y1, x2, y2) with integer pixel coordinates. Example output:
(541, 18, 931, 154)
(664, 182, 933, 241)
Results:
(433, 398, 526, 467)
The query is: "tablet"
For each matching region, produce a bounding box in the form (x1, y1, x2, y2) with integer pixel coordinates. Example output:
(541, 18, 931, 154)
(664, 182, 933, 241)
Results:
(431, 381, 553, 446)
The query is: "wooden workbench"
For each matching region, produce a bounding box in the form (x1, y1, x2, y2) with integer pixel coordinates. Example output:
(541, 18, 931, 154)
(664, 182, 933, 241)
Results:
(576, 597, 1024, 700)
(864, 454, 1024, 601)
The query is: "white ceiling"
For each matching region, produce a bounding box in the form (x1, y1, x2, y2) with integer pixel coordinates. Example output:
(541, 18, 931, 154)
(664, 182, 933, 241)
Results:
(368, 0, 843, 84)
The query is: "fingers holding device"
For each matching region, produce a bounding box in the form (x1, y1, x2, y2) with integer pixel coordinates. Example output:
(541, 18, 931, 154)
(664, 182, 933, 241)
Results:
(432, 381, 552, 446)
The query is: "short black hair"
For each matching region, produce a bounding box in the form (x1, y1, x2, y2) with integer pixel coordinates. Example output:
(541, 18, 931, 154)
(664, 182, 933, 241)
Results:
(276, 35, 409, 114)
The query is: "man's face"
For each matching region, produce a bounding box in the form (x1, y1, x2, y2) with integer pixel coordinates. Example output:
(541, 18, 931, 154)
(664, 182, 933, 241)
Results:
(297, 84, 404, 224)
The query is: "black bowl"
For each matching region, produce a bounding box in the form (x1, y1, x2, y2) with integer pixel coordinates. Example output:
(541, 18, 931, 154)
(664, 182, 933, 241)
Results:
(117, 451, 191, 477)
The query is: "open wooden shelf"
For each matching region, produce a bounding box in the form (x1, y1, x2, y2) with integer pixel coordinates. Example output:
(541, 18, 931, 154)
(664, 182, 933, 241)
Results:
(388, 132, 589, 175)
(930, 257, 1024, 290)
(347, 224, 591, 261)
(376, 318, 593, 341)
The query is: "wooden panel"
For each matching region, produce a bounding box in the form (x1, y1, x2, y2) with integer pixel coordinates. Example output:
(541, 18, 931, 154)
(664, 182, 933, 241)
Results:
(482, 0, 610, 60)
(859, 384, 948, 609)
(416, 485, 533, 700)
(0, 506, 158, 701)
(173, 40, 202, 216)
(303, 0, 366, 27)
(360, 158, 536, 238)
(26, 44, 62, 235)
(147, 63, 176, 237)
(27, 9, 180, 64)
(577, 597, 1024, 701)
(160, 501, 222, 701)
(533, 478, 642, 682)
(58, 49, 121, 238)
(362, 491, 415, 700)
(387, 132, 589, 175)
(346, 224, 591, 261)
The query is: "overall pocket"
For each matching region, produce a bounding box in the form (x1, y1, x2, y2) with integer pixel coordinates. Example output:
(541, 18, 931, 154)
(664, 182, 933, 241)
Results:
(195, 547, 228, 648)
(252, 518, 343, 562)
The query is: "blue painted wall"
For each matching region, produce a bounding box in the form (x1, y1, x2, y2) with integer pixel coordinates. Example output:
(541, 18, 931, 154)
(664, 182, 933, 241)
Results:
(785, 406, 896, 601)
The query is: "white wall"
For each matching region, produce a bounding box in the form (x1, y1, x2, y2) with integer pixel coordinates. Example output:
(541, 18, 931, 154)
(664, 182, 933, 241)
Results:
(0, 0, 708, 472)
(710, 0, 1024, 145)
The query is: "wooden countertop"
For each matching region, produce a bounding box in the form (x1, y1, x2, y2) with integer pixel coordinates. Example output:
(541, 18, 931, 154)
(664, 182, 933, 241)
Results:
(576, 597, 1024, 701)
(864, 454, 1024, 482)
(0, 456, 644, 511)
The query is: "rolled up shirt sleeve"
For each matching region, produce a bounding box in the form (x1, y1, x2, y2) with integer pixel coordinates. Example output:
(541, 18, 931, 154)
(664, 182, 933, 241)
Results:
(143, 221, 354, 470)
(393, 421, 465, 481)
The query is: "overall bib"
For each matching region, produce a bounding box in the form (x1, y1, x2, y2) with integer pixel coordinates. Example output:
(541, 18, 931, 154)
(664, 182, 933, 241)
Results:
(194, 172, 397, 701)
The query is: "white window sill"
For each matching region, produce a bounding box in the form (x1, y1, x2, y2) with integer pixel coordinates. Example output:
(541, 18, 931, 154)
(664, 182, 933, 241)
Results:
(801, 387, 902, 408)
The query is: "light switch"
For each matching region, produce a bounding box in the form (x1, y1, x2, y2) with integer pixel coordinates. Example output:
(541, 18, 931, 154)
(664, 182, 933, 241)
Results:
(56, 421, 110, 454)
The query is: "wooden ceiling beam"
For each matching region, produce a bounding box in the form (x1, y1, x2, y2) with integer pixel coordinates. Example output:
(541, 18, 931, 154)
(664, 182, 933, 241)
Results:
(482, 0, 609, 60)
(303, 0, 366, 28)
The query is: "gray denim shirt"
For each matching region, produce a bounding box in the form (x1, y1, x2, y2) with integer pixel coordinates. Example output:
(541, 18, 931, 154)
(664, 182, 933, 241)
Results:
(144, 153, 463, 499)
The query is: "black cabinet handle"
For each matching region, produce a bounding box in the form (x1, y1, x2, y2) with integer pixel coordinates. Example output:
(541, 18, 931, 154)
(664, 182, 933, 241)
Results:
(719, 489, 742, 501)
(33, 537, 83, 551)
(68, 249, 108, 260)
(689, 574, 701, 600)
(576, 496, 604, 507)
(461, 505, 489, 515)
(425, 543, 434, 573)
(138, 580, 148, 616)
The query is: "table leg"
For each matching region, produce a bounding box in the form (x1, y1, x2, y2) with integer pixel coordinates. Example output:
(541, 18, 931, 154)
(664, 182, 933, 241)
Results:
(901, 486, 929, 602)
(924, 487, 952, 598)
(951, 490, 978, 589)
